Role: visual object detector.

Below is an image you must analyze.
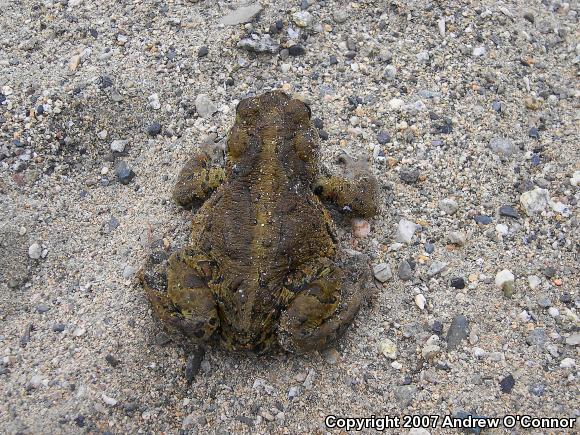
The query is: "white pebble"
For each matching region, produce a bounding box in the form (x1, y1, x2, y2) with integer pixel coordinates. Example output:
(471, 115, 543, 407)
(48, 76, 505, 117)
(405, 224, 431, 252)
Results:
(548, 307, 559, 317)
(414, 294, 426, 310)
(102, 394, 118, 406)
(391, 360, 402, 370)
(73, 327, 86, 337)
(519, 310, 531, 322)
(528, 275, 541, 290)
(395, 218, 417, 243)
(28, 243, 42, 259)
(495, 224, 509, 236)
(560, 358, 575, 369)
(148, 93, 161, 110)
(520, 187, 549, 215)
(437, 18, 446, 37)
(388, 98, 404, 110)
(110, 139, 128, 153)
(473, 347, 486, 358)
(448, 231, 467, 246)
(378, 339, 397, 359)
(495, 269, 514, 288)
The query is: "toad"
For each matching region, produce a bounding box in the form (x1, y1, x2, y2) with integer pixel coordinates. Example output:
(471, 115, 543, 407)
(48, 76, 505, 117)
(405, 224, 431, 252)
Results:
(139, 91, 378, 353)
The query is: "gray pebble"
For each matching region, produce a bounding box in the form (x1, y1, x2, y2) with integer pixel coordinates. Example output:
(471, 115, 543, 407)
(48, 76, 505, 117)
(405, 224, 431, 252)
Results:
(489, 137, 517, 157)
(372, 263, 392, 283)
(446, 315, 469, 350)
(220, 4, 262, 26)
(28, 243, 42, 259)
(397, 260, 413, 281)
(394, 385, 417, 408)
(116, 160, 135, 185)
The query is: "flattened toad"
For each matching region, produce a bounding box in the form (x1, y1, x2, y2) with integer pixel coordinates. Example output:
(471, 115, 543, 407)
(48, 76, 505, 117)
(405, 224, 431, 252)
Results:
(140, 91, 378, 353)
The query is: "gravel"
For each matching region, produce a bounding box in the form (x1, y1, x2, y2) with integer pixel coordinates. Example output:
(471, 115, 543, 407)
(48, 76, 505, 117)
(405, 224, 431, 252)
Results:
(1, 0, 578, 432)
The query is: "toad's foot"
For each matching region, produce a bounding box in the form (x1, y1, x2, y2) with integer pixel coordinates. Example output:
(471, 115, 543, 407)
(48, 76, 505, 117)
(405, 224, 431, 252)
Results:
(139, 248, 220, 343)
(278, 253, 372, 353)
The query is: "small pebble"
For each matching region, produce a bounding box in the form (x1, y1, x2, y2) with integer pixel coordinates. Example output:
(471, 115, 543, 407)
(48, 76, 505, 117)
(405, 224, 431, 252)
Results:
(414, 294, 426, 310)
(378, 339, 397, 359)
(28, 243, 42, 259)
(500, 374, 515, 393)
(499, 205, 519, 219)
(110, 139, 128, 153)
(448, 231, 467, 246)
(197, 46, 209, 57)
(377, 131, 391, 145)
(52, 323, 65, 333)
(372, 263, 392, 283)
(447, 315, 469, 350)
(351, 218, 370, 238)
(321, 348, 339, 364)
(398, 260, 413, 281)
(288, 45, 306, 56)
(559, 358, 575, 369)
(439, 198, 458, 215)
(395, 219, 417, 244)
(450, 277, 465, 289)
(147, 122, 162, 136)
(116, 160, 135, 185)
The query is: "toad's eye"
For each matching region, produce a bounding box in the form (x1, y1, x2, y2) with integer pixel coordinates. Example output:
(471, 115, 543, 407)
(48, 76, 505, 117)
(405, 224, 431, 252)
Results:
(227, 124, 249, 157)
(285, 99, 311, 125)
(293, 128, 318, 162)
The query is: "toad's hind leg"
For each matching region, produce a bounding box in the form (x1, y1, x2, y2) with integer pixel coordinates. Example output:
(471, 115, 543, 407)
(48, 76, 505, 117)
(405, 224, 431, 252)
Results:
(139, 248, 219, 343)
(173, 151, 225, 209)
(278, 254, 371, 353)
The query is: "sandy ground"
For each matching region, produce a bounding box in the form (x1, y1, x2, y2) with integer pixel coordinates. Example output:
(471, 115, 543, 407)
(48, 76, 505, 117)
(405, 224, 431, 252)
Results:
(0, 0, 578, 433)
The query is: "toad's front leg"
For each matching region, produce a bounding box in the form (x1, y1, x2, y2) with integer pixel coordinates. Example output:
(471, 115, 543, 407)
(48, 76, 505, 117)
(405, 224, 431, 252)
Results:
(173, 150, 226, 209)
(313, 153, 379, 218)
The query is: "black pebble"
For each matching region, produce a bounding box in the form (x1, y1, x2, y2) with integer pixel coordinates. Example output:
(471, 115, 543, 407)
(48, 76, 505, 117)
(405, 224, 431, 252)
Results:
(450, 277, 465, 289)
(345, 51, 356, 59)
(500, 374, 515, 393)
(329, 55, 338, 65)
(0, 93, 6, 103)
(474, 215, 493, 224)
(147, 121, 162, 136)
(312, 117, 323, 129)
(560, 292, 571, 304)
(116, 160, 135, 185)
(377, 131, 391, 145)
(99, 76, 113, 89)
(52, 323, 65, 333)
(105, 354, 121, 368)
(499, 205, 519, 219)
(424, 243, 435, 254)
(198, 46, 209, 57)
(432, 320, 443, 334)
(318, 130, 329, 140)
(399, 169, 420, 185)
(74, 415, 85, 427)
(275, 20, 284, 30)
(226, 77, 234, 86)
(543, 266, 556, 278)
(36, 105, 44, 115)
(288, 45, 305, 56)
(529, 126, 540, 139)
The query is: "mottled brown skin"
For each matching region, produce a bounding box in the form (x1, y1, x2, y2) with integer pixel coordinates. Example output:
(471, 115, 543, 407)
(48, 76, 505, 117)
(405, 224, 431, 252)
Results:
(139, 91, 378, 353)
